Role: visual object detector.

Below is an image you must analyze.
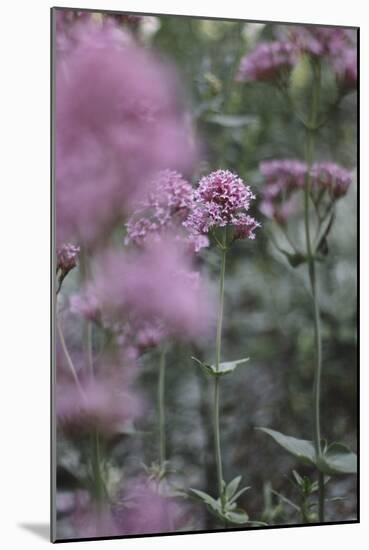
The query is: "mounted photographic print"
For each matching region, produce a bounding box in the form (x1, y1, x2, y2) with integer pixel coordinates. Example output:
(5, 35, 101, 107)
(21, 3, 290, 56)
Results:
(51, 6, 358, 542)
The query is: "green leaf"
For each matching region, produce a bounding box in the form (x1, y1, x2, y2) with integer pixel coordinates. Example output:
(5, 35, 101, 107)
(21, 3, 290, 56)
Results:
(318, 443, 357, 475)
(191, 356, 250, 377)
(257, 428, 316, 465)
(224, 508, 249, 524)
(216, 358, 250, 375)
(205, 114, 257, 127)
(225, 476, 241, 500)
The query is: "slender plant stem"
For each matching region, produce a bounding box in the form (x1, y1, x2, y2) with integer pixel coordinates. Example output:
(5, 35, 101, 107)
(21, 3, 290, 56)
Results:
(303, 59, 324, 522)
(214, 232, 227, 508)
(56, 317, 86, 400)
(158, 346, 167, 468)
(79, 248, 105, 502)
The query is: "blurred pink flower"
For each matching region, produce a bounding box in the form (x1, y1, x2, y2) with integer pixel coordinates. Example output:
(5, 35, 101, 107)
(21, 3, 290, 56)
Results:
(184, 170, 260, 240)
(332, 48, 357, 90)
(56, 368, 141, 438)
(114, 478, 185, 535)
(237, 41, 296, 82)
(259, 159, 307, 224)
(311, 162, 352, 198)
(288, 26, 353, 57)
(56, 18, 196, 246)
(73, 240, 215, 343)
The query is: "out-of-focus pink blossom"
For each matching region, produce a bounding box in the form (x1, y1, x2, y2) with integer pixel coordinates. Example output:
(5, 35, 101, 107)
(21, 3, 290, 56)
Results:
(125, 170, 208, 251)
(57, 243, 80, 274)
(114, 478, 185, 534)
(259, 159, 307, 224)
(311, 162, 352, 198)
(332, 48, 357, 90)
(56, 368, 141, 438)
(74, 240, 215, 343)
(288, 26, 353, 57)
(260, 159, 307, 190)
(56, 18, 196, 246)
(71, 492, 120, 539)
(237, 41, 297, 82)
(184, 170, 260, 241)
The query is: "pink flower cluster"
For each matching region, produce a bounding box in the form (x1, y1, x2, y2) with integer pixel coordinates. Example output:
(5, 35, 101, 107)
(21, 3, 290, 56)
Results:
(184, 170, 260, 241)
(237, 26, 357, 90)
(56, 17, 196, 246)
(125, 170, 208, 252)
(289, 26, 353, 58)
(259, 160, 307, 224)
(259, 159, 352, 223)
(310, 162, 352, 198)
(237, 41, 296, 82)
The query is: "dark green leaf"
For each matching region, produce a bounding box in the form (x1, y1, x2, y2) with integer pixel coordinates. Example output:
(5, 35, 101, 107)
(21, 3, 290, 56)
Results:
(225, 476, 241, 500)
(224, 508, 249, 524)
(318, 443, 357, 475)
(257, 428, 316, 465)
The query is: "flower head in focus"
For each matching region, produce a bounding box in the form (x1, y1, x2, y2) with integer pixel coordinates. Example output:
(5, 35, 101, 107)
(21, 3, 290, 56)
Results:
(237, 41, 297, 82)
(184, 170, 260, 241)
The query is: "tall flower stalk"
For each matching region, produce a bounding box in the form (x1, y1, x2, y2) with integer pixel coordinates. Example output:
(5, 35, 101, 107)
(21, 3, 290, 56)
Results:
(251, 29, 357, 523)
(213, 229, 227, 506)
(186, 170, 260, 524)
(303, 58, 325, 521)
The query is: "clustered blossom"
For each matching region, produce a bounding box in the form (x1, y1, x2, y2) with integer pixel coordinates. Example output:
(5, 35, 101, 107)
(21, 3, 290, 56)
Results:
(57, 243, 80, 275)
(125, 170, 208, 252)
(259, 159, 352, 223)
(288, 26, 353, 58)
(310, 162, 352, 198)
(259, 160, 307, 224)
(72, 240, 215, 344)
(237, 41, 296, 82)
(56, 18, 196, 246)
(237, 26, 357, 91)
(184, 170, 260, 241)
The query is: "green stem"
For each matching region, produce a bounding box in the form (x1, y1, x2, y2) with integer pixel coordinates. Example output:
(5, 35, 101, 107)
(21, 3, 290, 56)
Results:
(214, 234, 227, 508)
(158, 346, 167, 469)
(56, 317, 86, 400)
(80, 249, 105, 502)
(303, 59, 324, 522)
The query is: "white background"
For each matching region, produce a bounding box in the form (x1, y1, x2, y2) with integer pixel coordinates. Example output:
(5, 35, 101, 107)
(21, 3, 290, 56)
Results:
(1, 0, 366, 547)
